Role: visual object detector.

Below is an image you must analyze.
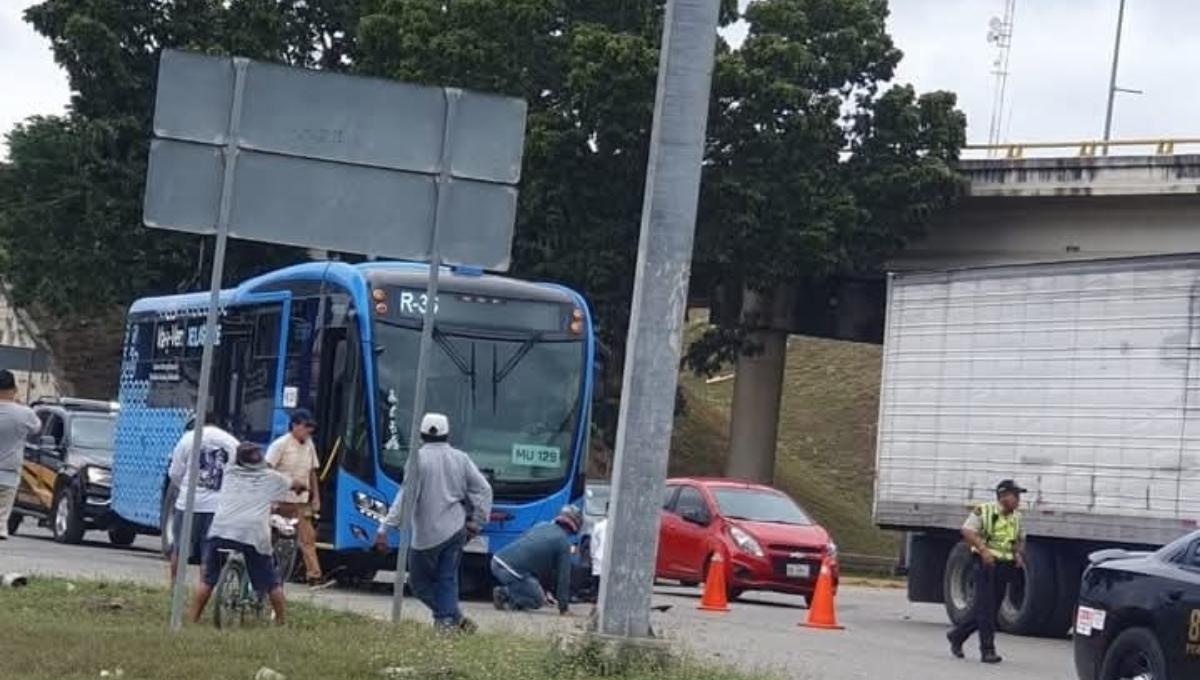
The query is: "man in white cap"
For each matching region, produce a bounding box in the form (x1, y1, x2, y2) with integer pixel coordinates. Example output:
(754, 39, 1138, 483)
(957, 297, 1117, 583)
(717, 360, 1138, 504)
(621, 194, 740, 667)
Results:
(374, 413, 492, 635)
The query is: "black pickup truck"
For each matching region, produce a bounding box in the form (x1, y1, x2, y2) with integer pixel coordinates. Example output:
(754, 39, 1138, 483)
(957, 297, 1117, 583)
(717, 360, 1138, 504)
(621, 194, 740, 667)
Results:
(1074, 530, 1200, 680)
(8, 397, 134, 546)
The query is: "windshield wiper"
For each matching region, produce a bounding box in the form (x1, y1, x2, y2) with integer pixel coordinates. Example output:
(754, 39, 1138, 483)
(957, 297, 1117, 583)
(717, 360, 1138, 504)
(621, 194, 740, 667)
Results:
(494, 332, 544, 385)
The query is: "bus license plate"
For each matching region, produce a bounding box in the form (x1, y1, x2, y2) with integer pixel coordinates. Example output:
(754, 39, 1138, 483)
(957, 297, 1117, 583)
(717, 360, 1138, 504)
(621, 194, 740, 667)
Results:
(464, 535, 489, 554)
(786, 563, 810, 579)
(512, 444, 561, 468)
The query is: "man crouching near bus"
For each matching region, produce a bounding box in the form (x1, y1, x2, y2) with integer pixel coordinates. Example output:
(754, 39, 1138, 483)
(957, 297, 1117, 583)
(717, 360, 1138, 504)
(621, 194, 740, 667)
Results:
(374, 413, 493, 635)
(491, 505, 584, 616)
(189, 442, 306, 625)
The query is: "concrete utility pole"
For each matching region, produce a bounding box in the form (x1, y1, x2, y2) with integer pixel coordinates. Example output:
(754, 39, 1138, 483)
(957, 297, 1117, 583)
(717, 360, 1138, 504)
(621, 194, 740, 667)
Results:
(595, 0, 720, 639)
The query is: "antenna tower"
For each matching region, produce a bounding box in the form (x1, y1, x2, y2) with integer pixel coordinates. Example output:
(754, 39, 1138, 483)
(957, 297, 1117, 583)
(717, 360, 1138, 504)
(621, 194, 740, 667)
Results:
(986, 0, 1017, 155)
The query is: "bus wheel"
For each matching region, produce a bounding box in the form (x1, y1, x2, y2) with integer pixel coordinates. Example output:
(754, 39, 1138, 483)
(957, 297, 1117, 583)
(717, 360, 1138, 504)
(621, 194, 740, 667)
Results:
(159, 484, 177, 559)
(109, 524, 138, 547)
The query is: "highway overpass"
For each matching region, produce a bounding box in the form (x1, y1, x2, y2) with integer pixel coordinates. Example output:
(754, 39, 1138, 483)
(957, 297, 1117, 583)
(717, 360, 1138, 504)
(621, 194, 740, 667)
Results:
(717, 143, 1200, 345)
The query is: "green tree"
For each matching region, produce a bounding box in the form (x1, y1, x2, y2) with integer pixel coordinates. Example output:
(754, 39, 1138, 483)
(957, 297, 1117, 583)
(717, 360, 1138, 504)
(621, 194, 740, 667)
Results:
(0, 0, 365, 319)
(354, 0, 729, 443)
(687, 0, 967, 481)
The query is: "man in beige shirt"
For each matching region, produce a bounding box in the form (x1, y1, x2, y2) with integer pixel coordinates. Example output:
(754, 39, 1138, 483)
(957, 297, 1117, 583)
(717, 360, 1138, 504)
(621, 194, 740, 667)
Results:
(265, 409, 323, 586)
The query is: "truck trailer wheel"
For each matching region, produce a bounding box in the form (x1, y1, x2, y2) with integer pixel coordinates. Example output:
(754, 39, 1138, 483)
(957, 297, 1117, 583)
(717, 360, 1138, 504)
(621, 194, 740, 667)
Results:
(942, 542, 977, 626)
(1041, 550, 1084, 638)
(998, 541, 1055, 636)
(907, 533, 952, 604)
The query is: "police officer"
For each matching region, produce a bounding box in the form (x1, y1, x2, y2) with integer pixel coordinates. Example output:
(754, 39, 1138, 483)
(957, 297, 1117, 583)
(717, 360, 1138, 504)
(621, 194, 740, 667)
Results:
(947, 479, 1027, 665)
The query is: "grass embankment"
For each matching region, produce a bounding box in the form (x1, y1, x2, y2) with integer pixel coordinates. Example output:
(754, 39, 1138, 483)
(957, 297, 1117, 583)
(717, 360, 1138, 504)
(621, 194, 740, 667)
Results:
(670, 313, 895, 559)
(0, 580, 760, 680)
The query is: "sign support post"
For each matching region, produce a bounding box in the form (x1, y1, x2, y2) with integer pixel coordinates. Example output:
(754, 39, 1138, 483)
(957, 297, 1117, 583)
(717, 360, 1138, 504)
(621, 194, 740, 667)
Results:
(390, 88, 462, 623)
(168, 57, 249, 631)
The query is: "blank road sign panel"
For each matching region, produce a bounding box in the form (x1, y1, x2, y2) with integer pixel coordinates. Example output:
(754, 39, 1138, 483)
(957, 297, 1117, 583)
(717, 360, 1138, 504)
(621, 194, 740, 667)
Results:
(238, 61, 447, 172)
(144, 48, 528, 271)
(143, 140, 225, 234)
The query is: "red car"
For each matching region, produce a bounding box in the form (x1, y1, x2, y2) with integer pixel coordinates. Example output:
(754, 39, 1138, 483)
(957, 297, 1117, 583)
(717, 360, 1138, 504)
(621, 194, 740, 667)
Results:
(655, 477, 839, 602)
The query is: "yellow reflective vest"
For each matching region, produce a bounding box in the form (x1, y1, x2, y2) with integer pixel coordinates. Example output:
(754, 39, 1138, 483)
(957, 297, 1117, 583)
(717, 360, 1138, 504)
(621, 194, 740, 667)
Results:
(972, 501, 1022, 562)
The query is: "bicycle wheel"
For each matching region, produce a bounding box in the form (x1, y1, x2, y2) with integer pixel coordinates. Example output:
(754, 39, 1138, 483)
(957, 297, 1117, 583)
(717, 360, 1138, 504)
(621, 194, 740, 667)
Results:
(274, 538, 298, 586)
(213, 555, 248, 629)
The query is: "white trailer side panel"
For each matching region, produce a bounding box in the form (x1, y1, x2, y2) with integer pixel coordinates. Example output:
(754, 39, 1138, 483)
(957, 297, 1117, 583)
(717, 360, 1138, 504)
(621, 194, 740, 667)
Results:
(874, 256, 1200, 544)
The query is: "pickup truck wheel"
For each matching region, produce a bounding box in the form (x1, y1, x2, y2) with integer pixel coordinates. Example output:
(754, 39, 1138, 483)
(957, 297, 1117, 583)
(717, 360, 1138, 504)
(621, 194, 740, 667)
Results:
(6, 512, 21, 536)
(942, 542, 976, 626)
(52, 489, 85, 544)
(1098, 627, 1166, 680)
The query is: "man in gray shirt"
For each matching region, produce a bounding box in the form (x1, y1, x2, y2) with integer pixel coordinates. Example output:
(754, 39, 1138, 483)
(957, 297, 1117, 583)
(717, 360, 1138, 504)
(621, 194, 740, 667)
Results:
(374, 413, 492, 635)
(0, 370, 43, 540)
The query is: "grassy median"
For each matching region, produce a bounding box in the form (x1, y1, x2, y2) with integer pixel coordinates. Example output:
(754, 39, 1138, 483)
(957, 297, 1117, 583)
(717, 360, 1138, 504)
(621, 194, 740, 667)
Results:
(0, 579, 761, 680)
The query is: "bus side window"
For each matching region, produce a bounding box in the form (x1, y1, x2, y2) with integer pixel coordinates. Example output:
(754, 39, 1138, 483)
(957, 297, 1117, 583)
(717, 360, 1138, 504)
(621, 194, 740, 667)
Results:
(240, 308, 285, 442)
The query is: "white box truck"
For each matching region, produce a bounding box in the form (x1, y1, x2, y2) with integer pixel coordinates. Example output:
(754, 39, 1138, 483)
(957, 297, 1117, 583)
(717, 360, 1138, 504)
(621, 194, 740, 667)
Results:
(874, 255, 1200, 638)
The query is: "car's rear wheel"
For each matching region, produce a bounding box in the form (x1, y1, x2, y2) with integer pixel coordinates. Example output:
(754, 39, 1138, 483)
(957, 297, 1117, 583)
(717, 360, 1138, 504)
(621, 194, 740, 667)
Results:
(1098, 627, 1167, 680)
(6, 512, 21, 537)
(52, 490, 85, 544)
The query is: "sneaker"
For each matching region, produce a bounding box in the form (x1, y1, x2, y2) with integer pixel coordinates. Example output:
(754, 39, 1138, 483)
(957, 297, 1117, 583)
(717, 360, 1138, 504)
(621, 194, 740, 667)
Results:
(457, 616, 478, 635)
(307, 577, 335, 591)
(981, 650, 1002, 664)
(492, 587, 508, 611)
(947, 633, 964, 659)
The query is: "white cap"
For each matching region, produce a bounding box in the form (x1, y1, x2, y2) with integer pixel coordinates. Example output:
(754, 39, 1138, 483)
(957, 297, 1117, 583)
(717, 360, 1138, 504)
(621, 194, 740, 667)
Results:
(420, 413, 450, 437)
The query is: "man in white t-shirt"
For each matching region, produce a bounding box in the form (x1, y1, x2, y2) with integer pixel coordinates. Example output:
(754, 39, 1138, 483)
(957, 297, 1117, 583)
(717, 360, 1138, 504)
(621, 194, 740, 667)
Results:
(166, 412, 239, 584)
(189, 442, 306, 625)
(265, 409, 322, 585)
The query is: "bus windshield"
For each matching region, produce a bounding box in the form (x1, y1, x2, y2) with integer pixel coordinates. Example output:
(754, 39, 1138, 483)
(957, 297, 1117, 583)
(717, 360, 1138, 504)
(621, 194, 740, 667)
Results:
(372, 320, 585, 495)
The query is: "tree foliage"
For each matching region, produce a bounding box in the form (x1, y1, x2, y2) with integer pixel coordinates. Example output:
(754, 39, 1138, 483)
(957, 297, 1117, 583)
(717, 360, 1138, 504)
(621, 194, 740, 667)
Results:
(686, 0, 967, 373)
(0, 0, 364, 316)
(0, 0, 965, 420)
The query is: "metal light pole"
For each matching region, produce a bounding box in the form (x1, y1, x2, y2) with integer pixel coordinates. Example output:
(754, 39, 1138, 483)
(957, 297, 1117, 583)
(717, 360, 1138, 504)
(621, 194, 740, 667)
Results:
(595, 0, 720, 639)
(1102, 0, 1141, 152)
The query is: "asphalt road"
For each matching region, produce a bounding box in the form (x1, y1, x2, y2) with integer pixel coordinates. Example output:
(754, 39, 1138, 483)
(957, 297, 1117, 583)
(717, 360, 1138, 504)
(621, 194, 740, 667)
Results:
(0, 528, 1076, 680)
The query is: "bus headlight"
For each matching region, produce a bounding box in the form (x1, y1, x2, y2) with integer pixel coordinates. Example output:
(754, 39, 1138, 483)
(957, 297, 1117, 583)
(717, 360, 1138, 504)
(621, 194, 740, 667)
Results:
(353, 491, 388, 522)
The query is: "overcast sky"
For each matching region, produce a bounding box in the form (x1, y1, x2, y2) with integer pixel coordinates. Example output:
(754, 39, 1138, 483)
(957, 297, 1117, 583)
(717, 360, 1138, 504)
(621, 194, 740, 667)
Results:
(3, 0, 1198, 156)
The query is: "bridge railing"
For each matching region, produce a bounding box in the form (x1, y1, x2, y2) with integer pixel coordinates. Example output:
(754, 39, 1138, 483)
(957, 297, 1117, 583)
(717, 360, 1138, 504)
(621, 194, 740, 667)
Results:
(962, 138, 1200, 160)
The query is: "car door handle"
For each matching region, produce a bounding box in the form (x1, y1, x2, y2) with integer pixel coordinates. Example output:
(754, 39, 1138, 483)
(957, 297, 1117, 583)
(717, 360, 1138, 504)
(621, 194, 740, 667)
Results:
(1167, 590, 1184, 602)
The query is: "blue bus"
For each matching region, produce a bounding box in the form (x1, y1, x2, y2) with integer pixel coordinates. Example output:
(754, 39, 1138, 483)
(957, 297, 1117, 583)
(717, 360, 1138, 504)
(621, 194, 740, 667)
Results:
(110, 260, 595, 588)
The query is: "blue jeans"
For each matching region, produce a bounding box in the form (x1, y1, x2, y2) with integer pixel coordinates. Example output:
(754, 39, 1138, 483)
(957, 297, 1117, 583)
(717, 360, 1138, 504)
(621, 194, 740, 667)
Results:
(491, 557, 546, 610)
(410, 530, 465, 626)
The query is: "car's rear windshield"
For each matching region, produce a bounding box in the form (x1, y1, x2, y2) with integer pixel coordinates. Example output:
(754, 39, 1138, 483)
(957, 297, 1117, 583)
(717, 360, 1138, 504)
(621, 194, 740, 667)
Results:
(585, 485, 610, 516)
(711, 488, 811, 525)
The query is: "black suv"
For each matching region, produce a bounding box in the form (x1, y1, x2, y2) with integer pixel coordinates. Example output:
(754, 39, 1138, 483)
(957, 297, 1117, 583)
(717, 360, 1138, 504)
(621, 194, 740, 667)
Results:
(7, 397, 133, 545)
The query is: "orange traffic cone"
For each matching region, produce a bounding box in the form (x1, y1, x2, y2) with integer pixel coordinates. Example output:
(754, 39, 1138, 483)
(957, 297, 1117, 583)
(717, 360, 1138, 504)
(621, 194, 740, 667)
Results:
(800, 557, 843, 630)
(697, 553, 731, 612)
